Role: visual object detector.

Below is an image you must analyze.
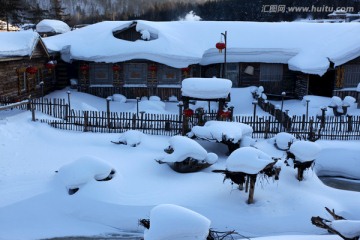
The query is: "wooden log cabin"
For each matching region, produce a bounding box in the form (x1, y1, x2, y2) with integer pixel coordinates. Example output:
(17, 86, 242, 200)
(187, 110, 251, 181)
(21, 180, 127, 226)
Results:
(0, 31, 57, 102)
(43, 20, 360, 101)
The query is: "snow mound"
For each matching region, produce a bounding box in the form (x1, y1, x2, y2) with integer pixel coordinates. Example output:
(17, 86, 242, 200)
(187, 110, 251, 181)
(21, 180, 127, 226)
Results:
(149, 96, 161, 101)
(331, 220, 360, 239)
(160, 136, 217, 164)
(80, 102, 99, 111)
(181, 77, 232, 99)
(56, 156, 116, 194)
(112, 94, 127, 103)
(275, 132, 297, 150)
(144, 204, 211, 240)
(226, 147, 274, 174)
(189, 121, 253, 144)
(136, 100, 166, 113)
(289, 141, 321, 162)
(36, 19, 70, 34)
(116, 130, 144, 147)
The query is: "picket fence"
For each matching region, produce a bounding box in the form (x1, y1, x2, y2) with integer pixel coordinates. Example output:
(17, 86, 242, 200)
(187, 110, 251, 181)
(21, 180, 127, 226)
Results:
(3, 97, 360, 140)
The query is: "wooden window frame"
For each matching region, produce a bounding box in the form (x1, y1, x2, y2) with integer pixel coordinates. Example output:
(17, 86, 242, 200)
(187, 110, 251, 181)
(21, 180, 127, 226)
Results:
(260, 63, 283, 82)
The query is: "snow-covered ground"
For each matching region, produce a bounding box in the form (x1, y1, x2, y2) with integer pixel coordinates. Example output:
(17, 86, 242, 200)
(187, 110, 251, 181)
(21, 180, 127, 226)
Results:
(0, 87, 360, 240)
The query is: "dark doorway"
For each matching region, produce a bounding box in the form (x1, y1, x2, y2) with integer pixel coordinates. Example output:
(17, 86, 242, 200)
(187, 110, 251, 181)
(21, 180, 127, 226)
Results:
(308, 70, 335, 97)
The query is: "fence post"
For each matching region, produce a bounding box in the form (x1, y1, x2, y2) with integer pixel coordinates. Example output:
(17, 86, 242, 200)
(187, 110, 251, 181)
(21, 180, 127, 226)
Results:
(64, 104, 69, 121)
(29, 95, 36, 121)
(106, 97, 111, 130)
(308, 119, 314, 141)
(347, 115, 353, 132)
(83, 111, 89, 132)
(132, 113, 137, 130)
(320, 107, 327, 129)
(265, 119, 270, 139)
(301, 114, 306, 130)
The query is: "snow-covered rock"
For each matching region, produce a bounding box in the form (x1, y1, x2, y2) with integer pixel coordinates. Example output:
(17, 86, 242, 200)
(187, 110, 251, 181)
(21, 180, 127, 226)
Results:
(116, 130, 144, 147)
(289, 141, 321, 162)
(144, 204, 211, 240)
(189, 121, 253, 144)
(159, 136, 217, 164)
(274, 132, 297, 150)
(181, 77, 232, 99)
(56, 156, 116, 194)
(226, 147, 274, 174)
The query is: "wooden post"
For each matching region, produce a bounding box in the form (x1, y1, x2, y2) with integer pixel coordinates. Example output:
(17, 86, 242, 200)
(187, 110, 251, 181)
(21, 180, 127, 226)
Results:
(265, 119, 270, 139)
(83, 111, 89, 132)
(64, 104, 69, 121)
(106, 97, 111, 130)
(247, 175, 257, 204)
(29, 96, 36, 122)
(347, 115, 353, 132)
(132, 113, 136, 130)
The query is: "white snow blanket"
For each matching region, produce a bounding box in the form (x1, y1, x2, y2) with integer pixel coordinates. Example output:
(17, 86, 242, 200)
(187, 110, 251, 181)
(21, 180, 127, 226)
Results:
(56, 156, 115, 190)
(36, 19, 70, 34)
(0, 31, 39, 57)
(144, 204, 211, 240)
(189, 121, 253, 144)
(116, 130, 144, 147)
(181, 77, 232, 99)
(226, 147, 274, 174)
(331, 220, 360, 239)
(43, 20, 360, 75)
(289, 141, 321, 162)
(160, 136, 217, 164)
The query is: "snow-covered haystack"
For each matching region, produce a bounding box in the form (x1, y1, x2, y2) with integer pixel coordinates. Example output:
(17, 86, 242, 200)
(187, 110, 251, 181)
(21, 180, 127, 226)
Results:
(56, 156, 116, 195)
(112, 130, 144, 147)
(188, 121, 253, 153)
(214, 147, 280, 204)
(287, 141, 321, 181)
(112, 94, 127, 103)
(142, 204, 211, 240)
(181, 77, 232, 99)
(156, 136, 218, 173)
(274, 132, 297, 150)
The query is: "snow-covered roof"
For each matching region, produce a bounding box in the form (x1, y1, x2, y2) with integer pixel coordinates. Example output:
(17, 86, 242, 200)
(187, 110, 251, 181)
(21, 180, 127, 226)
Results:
(36, 19, 70, 34)
(43, 20, 360, 75)
(0, 31, 40, 58)
(181, 77, 232, 99)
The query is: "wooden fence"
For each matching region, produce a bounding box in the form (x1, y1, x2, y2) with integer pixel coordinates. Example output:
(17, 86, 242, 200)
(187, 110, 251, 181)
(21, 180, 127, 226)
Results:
(3, 97, 360, 140)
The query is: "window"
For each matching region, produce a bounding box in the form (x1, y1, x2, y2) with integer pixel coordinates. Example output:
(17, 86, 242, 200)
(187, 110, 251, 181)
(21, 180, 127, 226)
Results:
(260, 64, 283, 82)
(124, 63, 147, 85)
(343, 65, 360, 88)
(89, 63, 113, 86)
(225, 63, 239, 87)
(158, 66, 181, 85)
(19, 72, 27, 92)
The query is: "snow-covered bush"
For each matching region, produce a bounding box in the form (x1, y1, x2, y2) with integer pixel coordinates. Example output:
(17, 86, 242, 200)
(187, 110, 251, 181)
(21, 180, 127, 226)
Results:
(112, 130, 144, 147)
(274, 132, 297, 150)
(157, 136, 217, 173)
(143, 204, 211, 240)
(287, 141, 321, 181)
(56, 156, 116, 195)
(112, 94, 127, 103)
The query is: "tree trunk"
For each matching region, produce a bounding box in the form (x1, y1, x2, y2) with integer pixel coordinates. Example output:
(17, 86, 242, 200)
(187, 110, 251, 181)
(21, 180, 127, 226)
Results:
(247, 175, 257, 204)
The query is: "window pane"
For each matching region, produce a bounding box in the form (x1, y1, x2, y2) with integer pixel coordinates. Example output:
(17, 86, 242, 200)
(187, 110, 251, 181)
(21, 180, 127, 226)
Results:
(124, 63, 147, 85)
(158, 66, 180, 85)
(90, 63, 113, 85)
(344, 65, 360, 88)
(260, 64, 283, 82)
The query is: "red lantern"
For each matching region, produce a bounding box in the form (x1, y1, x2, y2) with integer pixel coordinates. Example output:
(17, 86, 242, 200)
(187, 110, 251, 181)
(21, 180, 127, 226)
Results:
(45, 62, 56, 70)
(80, 64, 89, 72)
(26, 66, 38, 74)
(112, 64, 121, 71)
(148, 65, 157, 72)
(219, 110, 230, 118)
(181, 67, 190, 73)
(183, 109, 194, 117)
(216, 42, 226, 53)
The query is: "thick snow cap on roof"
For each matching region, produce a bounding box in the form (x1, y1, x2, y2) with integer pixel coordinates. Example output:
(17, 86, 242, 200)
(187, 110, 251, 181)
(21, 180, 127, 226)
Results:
(0, 31, 39, 58)
(182, 77, 232, 99)
(36, 19, 70, 34)
(43, 20, 360, 75)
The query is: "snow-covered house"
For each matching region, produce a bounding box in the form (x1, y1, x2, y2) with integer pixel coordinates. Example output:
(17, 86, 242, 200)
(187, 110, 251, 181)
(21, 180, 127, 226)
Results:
(0, 31, 56, 101)
(43, 20, 360, 100)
